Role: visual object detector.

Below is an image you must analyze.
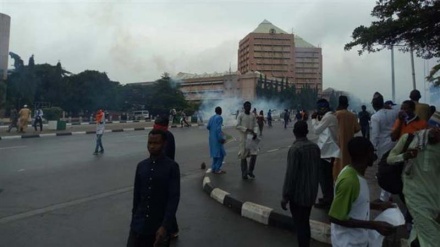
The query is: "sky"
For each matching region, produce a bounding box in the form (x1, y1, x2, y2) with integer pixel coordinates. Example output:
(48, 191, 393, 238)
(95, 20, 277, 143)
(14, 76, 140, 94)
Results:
(1, 0, 437, 105)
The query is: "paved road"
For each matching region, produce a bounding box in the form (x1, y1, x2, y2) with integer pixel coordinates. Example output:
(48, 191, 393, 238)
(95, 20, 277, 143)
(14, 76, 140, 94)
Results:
(0, 122, 325, 247)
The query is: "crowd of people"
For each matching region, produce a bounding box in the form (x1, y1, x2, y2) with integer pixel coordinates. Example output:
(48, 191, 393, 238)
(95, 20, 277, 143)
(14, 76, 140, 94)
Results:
(203, 93, 439, 247)
(45, 90, 435, 247)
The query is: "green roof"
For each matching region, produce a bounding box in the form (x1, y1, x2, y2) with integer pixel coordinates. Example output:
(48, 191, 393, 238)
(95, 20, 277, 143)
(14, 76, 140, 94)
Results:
(252, 19, 288, 34)
(251, 20, 317, 48)
(294, 36, 316, 48)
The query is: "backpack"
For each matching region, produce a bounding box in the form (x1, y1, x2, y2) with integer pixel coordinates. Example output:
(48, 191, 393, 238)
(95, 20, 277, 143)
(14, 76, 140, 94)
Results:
(377, 134, 414, 194)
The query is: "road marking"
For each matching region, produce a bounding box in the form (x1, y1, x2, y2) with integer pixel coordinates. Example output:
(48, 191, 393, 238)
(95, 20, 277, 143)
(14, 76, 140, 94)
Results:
(266, 148, 279, 153)
(0, 146, 27, 150)
(0, 186, 133, 224)
(0, 171, 200, 224)
(17, 169, 25, 172)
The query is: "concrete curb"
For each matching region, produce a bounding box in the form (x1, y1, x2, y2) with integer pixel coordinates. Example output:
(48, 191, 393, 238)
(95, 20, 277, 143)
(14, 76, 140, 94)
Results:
(0, 124, 202, 141)
(202, 173, 331, 245)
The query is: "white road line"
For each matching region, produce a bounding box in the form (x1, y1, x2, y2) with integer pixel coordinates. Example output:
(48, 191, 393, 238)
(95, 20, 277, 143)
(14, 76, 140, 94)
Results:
(266, 148, 279, 153)
(17, 169, 25, 172)
(0, 146, 27, 150)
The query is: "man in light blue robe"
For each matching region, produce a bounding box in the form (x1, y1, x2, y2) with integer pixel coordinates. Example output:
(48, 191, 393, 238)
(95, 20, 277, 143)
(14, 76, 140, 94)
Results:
(207, 107, 226, 174)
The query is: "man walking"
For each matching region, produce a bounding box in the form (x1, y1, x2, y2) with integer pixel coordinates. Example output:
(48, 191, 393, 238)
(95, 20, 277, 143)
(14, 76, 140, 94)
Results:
(311, 99, 340, 208)
(281, 121, 321, 247)
(207, 107, 226, 174)
(127, 129, 180, 247)
(7, 108, 18, 132)
(236, 101, 258, 179)
(267, 109, 272, 127)
(93, 109, 105, 155)
(18, 105, 31, 133)
(358, 105, 370, 139)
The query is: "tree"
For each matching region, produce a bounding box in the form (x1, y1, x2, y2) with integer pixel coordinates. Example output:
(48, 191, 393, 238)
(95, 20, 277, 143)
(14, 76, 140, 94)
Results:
(344, 0, 440, 85)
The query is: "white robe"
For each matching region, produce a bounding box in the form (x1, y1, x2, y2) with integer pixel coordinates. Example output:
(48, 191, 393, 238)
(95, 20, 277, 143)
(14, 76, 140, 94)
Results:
(236, 112, 258, 159)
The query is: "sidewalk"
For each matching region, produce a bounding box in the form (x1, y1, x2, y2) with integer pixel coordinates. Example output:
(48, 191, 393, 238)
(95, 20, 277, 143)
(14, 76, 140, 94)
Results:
(202, 144, 409, 246)
(0, 121, 201, 140)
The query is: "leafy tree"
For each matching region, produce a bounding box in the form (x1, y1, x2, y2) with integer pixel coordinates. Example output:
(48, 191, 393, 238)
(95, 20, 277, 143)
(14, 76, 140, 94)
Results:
(146, 74, 188, 116)
(344, 0, 440, 85)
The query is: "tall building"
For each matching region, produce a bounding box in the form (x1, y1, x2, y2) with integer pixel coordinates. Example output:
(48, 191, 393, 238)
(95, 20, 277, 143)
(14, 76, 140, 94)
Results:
(238, 20, 295, 81)
(238, 20, 322, 92)
(0, 13, 11, 80)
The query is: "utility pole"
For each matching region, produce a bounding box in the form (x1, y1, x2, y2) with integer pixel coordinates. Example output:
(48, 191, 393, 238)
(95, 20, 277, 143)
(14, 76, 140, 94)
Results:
(410, 46, 416, 89)
(391, 45, 395, 102)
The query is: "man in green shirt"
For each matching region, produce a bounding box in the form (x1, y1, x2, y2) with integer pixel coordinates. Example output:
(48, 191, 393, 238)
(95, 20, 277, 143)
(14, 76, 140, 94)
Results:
(328, 137, 395, 246)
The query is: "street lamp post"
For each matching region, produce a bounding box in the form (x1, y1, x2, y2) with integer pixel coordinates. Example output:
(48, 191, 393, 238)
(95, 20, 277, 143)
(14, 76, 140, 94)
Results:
(390, 44, 417, 102)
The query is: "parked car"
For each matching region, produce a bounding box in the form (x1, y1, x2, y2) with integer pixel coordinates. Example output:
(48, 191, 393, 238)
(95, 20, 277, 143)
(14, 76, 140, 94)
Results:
(132, 110, 150, 120)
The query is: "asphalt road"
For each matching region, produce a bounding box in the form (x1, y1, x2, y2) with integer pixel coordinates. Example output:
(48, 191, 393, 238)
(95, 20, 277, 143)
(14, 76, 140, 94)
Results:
(0, 121, 326, 247)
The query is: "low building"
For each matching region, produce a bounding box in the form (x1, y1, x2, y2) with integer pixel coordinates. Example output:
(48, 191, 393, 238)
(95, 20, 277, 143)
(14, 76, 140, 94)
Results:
(176, 71, 264, 103)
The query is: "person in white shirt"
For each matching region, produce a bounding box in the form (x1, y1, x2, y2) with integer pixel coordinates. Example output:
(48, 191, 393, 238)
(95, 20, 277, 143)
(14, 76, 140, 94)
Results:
(311, 99, 340, 208)
(93, 109, 105, 155)
(33, 108, 44, 131)
(370, 93, 399, 202)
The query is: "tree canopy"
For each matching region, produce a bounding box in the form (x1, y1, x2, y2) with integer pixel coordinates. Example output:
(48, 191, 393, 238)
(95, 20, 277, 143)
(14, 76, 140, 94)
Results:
(344, 0, 440, 85)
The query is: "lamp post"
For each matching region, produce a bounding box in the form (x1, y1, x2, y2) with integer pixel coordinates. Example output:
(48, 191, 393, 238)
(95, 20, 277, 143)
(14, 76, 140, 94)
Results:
(390, 44, 417, 102)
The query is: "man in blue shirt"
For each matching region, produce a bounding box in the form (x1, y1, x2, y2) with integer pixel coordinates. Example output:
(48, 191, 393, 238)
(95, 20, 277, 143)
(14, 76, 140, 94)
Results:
(127, 129, 180, 247)
(207, 106, 226, 174)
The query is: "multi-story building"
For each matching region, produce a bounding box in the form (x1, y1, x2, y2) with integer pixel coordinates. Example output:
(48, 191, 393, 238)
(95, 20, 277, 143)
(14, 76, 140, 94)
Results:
(176, 71, 261, 103)
(0, 13, 11, 80)
(238, 20, 322, 92)
(238, 20, 295, 81)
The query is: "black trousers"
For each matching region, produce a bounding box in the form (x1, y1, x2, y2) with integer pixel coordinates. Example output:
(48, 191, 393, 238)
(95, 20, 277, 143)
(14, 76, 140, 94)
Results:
(360, 125, 369, 139)
(319, 159, 334, 202)
(127, 230, 155, 247)
(34, 118, 43, 131)
(289, 202, 313, 247)
(126, 230, 170, 247)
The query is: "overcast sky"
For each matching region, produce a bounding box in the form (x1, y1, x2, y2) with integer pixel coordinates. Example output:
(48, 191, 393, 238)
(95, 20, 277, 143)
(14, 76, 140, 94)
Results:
(1, 0, 437, 105)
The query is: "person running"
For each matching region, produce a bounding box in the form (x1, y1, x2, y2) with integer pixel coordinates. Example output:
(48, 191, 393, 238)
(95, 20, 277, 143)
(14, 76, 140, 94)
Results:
(284, 109, 291, 129)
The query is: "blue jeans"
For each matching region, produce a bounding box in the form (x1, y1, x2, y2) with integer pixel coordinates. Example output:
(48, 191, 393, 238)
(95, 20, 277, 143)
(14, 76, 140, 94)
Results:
(211, 156, 224, 172)
(95, 134, 104, 152)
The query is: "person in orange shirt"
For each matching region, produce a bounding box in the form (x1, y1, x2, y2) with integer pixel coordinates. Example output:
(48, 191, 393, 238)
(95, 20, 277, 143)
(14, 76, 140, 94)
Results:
(390, 100, 427, 142)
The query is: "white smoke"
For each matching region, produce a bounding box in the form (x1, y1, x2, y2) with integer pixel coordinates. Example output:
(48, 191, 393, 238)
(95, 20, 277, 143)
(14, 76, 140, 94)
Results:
(198, 93, 287, 127)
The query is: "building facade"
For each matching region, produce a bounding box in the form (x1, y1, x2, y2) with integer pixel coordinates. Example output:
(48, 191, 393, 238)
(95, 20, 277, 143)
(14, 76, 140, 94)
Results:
(238, 20, 322, 92)
(176, 71, 261, 103)
(0, 13, 11, 80)
(238, 20, 295, 81)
